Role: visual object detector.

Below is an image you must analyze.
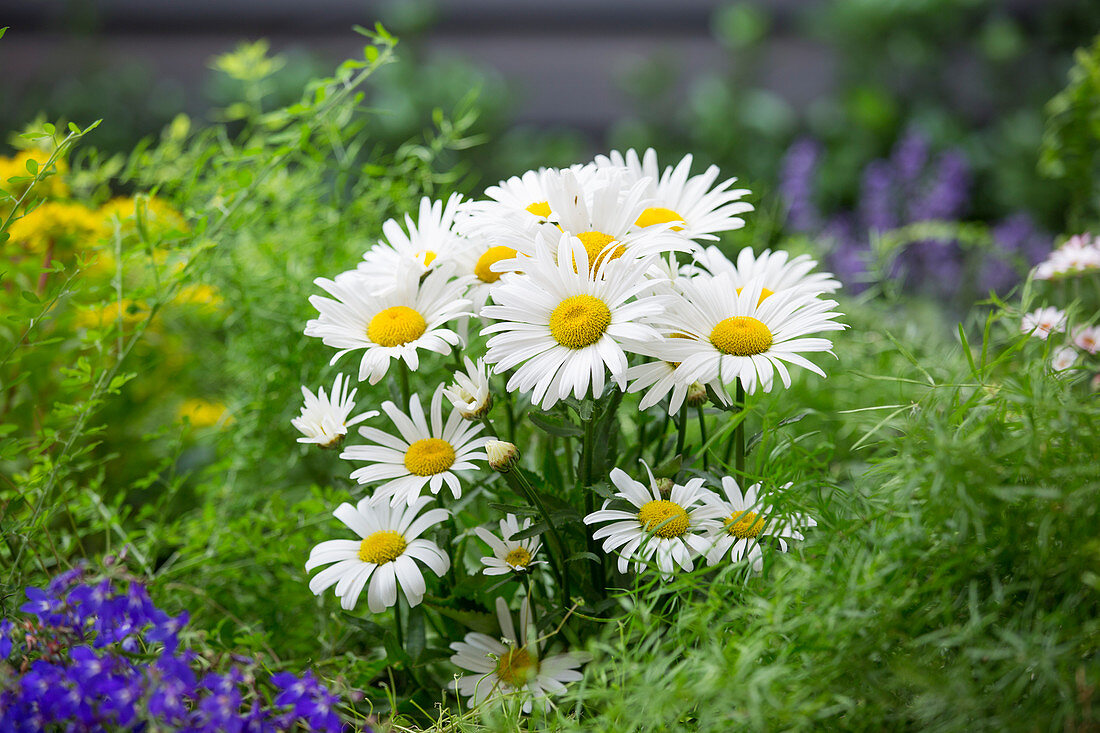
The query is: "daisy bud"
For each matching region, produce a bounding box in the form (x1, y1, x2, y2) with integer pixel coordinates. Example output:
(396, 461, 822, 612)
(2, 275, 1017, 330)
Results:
(486, 440, 520, 473)
(655, 477, 675, 498)
(685, 382, 708, 407)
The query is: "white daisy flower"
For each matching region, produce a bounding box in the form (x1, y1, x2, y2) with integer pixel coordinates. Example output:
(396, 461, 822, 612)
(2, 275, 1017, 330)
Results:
(1072, 325, 1100, 355)
(583, 463, 720, 577)
(1051, 345, 1079, 372)
(656, 274, 846, 394)
(442, 356, 493, 420)
(457, 165, 598, 238)
(452, 238, 523, 317)
(358, 194, 467, 293)
(343, 386, 490, 506)
(481, 232, 668, 410)
(594, 147, 753, 241)
(702, 476, 817, 572)
(304, 264, 473, 384)
(450, 596, 589, 713)
(305, 495, 450, 612)
(691, 245, 841, 296)
(474, 514, 546, 576)
(1020, 306, 1067, 340)
(1034, 233, 1100, 280)
(292, 373, 377, 448)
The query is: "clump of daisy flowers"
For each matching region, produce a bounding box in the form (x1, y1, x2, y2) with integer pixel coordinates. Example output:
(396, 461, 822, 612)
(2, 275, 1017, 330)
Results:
(291, 148, 845, 716)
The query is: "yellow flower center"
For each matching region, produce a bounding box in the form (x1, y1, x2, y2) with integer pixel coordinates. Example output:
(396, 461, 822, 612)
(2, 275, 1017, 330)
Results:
(724, 510, 766, 539)
(735, 286, 775, 305)
(416, 250, 437, 267)
(496, 647, 536, 687)
(636, 499, 691, 538)
(709, 316, 773, 356)
(525, 201, 551, 219)
(404, 438, 456, 476)
(504, 547, 532, 569)
(474, 245, 517, 283)
(634, 206, 685, 231)
(575, 230, 627, 272)
(358, 530, 407, 564)
(548, 295, 611, 349)
(367, 306, 427, 347)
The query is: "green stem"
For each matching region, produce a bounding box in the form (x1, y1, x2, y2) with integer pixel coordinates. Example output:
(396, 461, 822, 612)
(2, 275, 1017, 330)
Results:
(394, 596, 405, 649)
(397, 363, 411, 405)
(580, 415, 606, 592)
(735, 382, 746, 476)
(675, 406, 688, 458)
(503, 469, 571, 606)
(696, 405, 708, 471)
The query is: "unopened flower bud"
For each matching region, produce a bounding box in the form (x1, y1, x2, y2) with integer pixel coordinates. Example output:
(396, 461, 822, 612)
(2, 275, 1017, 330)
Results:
(686, 382, 707, 407)
(486, 439, 520, 472)
(655, 477, 674, 498)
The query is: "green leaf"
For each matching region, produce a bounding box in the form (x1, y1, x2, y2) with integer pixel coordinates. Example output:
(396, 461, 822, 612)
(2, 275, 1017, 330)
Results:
(424, 602, 496, 634)
(528, 411, 582, 437)
(488, 503, 539, 518)
(565, 551, 599, 565)
(382, 631, 411, 667)
(510, 521, 548, 541)
(651, 453, 682, 479)
(406, 606, 426, 661)
(745, 412, 809, 455)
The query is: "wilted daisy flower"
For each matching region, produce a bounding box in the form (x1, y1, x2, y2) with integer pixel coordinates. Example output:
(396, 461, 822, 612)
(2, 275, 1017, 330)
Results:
(304, 265, 473, 384)
(657, 274, 846, 394)
(292, 373, 378, 448)
(1020, 306, 1067, 340)
(1051, 345, 1079, 372)
(584, 464, 719, 577)
(692, 245, 841, 296)
(358, 194, 467, 293)
(474, 514, 546, 575)
(594, 147, 752, 241)
(343, 387, 489, 506)
(702, 476, 816, 572)
(305, 495, 449, 612)
(442, 356, 493, 420)
(450, 596, 589, 713)
(482, 232, 667, 410)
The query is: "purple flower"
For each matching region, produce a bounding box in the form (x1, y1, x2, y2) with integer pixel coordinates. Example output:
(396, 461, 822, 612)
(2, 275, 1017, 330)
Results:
(0, 618, 14, 659)
(779, 137, 822, 232)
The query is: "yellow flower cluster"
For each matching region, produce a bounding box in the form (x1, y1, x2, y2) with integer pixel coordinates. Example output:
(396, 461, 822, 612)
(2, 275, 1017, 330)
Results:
(7, 201, 104, 254)
(0, 149, 70, 200)
(73, 299, 151, 330)
(100, 196, 188, 240)
(177, 398, 231, 428)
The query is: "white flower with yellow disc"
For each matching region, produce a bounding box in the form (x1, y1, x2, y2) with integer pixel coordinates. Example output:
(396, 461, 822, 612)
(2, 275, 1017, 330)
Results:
(450, 596, 590, 713)
(304, 265, 473, 384)
(481, 232, 668, 410)
(305, 495, 450, 612)
(442, 356, 493, 420)
(358, 194, 467, 293)
(702, 476, 816, 572)
(343, 386, 489, 506)
(594, 147, 752, 241)
(475, 514, 546, 576)
(657, 274, 846, 394)
(457, 164, 600, 239)
(583, 464, 720, 577)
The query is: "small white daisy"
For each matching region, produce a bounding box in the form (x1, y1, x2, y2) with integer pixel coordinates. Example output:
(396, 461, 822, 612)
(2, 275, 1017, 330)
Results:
(656, 274, 847, 394)
(702, 476, 817, 572)
(343, 386, 490, 506)
(692, 245, 841, 296)
(292, 373, 377, 448)
(594, 147, 753, 241)
(481, 232, 668, 410)
(1020, 306, 1067, 340)
(623, 337, 731, 415)
(442, 356, 493, 420)
(1051, 345, 1079, 372)
(305, 495, 450, 612)
(1034, 233, 1100, 280)
(1072, 325, 1100, 354)
(584, 463, 720, 577)
(304, 264, 473, 384)
(474, 514, 546, 576)
(358, 194, 467, 293)
(450, 596, 589, 713)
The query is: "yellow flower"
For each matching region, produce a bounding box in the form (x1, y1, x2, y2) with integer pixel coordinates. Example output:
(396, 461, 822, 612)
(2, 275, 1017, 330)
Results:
(99, 196, 188, 241)
(177, 398, 231, 428)
(73, 299, 150, 330)
(173, 284, 224, 312)
(7, 201, 104, 254)
(0, 150, 70, 200)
